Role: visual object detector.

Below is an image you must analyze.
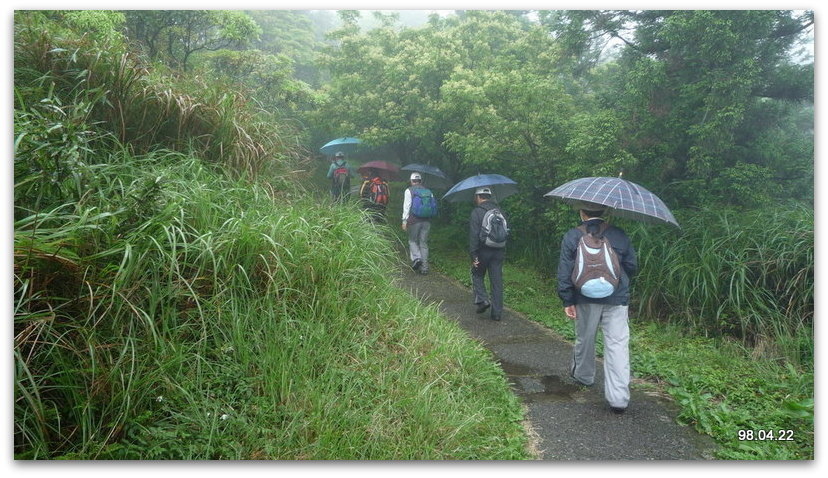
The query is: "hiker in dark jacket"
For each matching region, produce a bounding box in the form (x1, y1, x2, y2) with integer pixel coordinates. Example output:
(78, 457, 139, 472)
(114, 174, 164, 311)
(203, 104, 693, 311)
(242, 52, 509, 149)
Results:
(469, 187, 506, 321)
(557, 207, 637, 413)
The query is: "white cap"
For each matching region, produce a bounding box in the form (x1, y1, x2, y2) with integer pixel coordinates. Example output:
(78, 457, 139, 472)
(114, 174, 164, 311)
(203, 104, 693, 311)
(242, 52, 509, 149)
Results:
(334, 151, 345, 157)
(410, 172, 422, 181)
(475, 187, 492, 195)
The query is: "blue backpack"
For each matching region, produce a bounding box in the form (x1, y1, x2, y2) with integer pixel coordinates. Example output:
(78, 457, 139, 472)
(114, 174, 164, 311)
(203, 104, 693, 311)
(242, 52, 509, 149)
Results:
(410, 186, 438, 218)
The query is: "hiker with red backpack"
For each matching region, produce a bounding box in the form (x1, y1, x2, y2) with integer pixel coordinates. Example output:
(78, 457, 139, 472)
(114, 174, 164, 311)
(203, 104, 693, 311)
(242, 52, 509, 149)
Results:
(402, 172, 438, 275)
(359, 168, 390, 223)
(556, 206, 637, 414)
(326, 151, 355, 202)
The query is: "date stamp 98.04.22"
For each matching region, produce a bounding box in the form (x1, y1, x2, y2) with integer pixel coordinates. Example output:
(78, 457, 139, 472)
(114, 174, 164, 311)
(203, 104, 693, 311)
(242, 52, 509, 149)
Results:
(738, 429, 795, 441)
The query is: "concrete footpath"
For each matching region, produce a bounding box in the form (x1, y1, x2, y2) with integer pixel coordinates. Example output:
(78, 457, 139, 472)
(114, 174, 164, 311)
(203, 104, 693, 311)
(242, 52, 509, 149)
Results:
(394, 259, 718, 460)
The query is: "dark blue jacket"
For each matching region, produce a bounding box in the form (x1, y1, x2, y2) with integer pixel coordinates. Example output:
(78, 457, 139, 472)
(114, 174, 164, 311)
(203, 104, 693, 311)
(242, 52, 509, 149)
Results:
(556, 218, 637, 307)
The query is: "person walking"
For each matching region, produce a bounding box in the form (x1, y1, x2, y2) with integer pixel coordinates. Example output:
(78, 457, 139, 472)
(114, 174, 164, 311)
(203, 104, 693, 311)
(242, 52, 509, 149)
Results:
(326, 151, 355, 202)
(469, 187, 508, 321)
(402, 172, 437, 274)
(358, 168, 390, 223)
(556, 207, 637, 413)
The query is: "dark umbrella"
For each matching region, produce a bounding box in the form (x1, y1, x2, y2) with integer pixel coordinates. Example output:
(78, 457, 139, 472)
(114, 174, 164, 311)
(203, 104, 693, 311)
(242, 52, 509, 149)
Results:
(320, 137, 362, 156)
(400, 163, 447, 179)
(401, 163, 450, 188)
(442, 174, 518, 203)
(357, 160, 401, 181)
(544, 176, 679, 227)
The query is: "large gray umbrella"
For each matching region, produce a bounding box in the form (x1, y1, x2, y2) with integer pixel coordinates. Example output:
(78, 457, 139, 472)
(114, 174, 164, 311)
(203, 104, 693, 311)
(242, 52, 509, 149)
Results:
(544, 176, 679, 227)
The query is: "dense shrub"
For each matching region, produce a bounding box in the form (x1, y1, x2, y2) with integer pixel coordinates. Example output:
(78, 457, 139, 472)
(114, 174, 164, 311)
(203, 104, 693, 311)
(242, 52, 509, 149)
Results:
(628, 204, 813, 366)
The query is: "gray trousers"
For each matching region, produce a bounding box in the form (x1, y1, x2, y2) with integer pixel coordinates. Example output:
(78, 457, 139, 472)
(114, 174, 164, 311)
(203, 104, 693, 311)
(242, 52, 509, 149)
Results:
(407, 221, 430, 271)
(571, 303, 630, 408)
(471, 247, 504, 317)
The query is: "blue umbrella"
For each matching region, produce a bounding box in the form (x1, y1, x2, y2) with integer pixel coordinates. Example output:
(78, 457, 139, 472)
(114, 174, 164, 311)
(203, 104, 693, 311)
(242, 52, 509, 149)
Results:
(320, 137, 362, 156)
(442, 174, 518, 203)
(544, 176, 679, 227)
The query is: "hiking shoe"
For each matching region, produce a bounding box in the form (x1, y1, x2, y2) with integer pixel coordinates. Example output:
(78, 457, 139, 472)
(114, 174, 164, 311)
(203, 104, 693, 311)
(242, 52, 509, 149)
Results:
(475, 301, 491, 313)
(411, 259, 422, 270)
(569, 373, 593, 387)
(610, 406, 627, 414)
(491, 314, 501, 321)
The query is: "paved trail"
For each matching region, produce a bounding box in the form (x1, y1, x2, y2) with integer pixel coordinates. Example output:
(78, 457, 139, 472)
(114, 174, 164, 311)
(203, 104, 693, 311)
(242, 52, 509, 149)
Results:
(394, 258, 718, 460)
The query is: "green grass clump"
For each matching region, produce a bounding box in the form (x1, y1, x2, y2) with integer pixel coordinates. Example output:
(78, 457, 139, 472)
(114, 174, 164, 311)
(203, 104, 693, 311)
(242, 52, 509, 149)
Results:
(14, 152, 529, 459)
(14, 11, 306, 185)
(631, 323, 813, 459)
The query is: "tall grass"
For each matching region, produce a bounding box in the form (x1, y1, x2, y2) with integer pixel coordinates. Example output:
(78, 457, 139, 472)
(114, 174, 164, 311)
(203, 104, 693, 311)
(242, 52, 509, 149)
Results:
(628, 205, 813, 367)
(14, 11, 308, 182)
(14, 13, 528, 459)
(14, 152, 528, 459)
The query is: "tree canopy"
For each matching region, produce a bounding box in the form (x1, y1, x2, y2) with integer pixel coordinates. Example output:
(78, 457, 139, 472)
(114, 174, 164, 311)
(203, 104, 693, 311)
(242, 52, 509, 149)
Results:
(32, 9, 816, 242)
(305, 10, 812, 241)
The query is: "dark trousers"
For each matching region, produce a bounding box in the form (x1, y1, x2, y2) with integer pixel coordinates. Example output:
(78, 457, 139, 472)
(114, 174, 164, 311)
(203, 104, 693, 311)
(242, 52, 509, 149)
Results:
(331, 180, 350, 202)
(471, 247, 504, 318)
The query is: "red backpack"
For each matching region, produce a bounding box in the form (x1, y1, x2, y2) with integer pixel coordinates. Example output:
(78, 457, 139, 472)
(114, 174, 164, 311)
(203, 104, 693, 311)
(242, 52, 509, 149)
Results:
(366, 177, 389, 206)
(332, 160, 349, 185)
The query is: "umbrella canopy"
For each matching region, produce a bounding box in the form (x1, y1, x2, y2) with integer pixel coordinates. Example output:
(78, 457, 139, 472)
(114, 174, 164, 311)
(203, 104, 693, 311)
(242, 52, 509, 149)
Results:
(544, 176, 679, 227)
(320, 137, 362, 156)
(400, 163, 447, 179)
(442, 174, 518, 203)
(357, 160, 400, 181)
(401, 163, 451, 188)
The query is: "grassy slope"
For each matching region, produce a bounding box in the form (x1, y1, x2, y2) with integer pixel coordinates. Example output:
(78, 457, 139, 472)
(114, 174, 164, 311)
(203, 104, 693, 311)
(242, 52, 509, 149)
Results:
(14, 153, 529, 459)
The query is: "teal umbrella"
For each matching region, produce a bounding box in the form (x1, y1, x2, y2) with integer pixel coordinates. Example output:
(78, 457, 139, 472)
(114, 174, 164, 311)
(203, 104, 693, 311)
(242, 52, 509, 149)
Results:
(320, 137, 362, 156)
